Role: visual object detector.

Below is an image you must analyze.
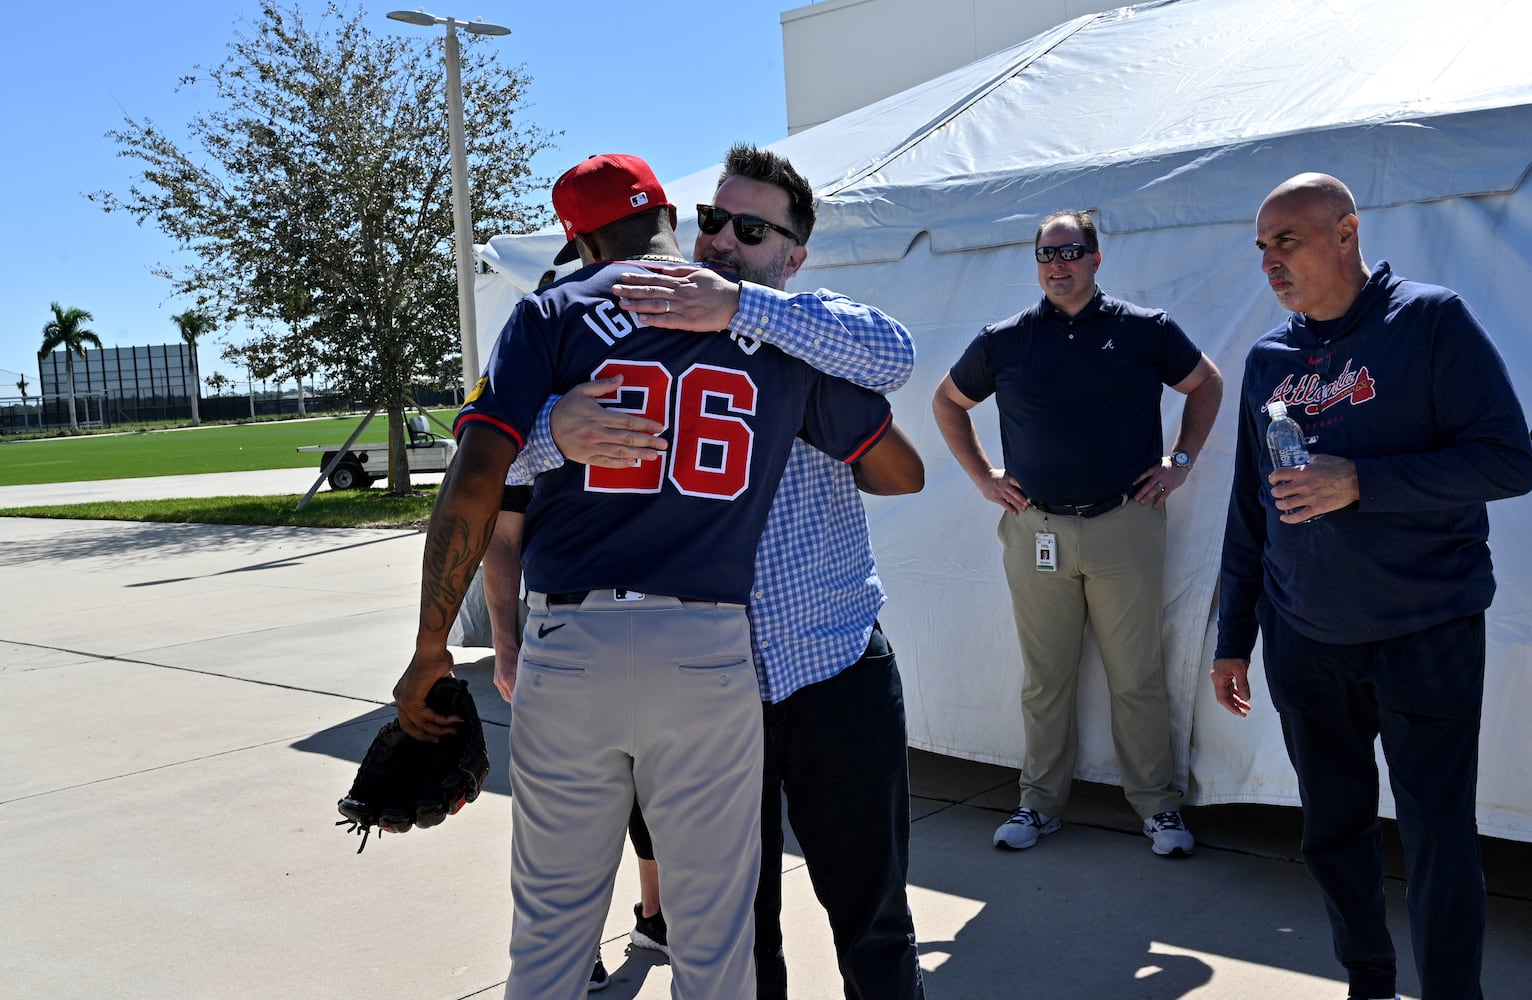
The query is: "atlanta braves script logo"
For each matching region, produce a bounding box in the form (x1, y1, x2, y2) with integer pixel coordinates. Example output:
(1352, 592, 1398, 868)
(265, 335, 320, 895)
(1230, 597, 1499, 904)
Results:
(1267, 358, 1377, 417)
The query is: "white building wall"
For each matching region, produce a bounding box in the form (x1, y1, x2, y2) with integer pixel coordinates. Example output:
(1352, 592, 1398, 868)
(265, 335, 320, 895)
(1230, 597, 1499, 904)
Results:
(781, 0, 1124, 133)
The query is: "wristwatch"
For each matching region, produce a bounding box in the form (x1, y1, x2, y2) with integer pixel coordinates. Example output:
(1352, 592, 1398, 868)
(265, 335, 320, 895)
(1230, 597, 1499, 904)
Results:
(1171, 451, 1193, 470)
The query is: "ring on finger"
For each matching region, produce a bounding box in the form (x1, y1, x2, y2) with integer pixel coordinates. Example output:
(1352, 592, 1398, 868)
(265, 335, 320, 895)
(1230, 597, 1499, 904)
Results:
(664, 299, 671, 314)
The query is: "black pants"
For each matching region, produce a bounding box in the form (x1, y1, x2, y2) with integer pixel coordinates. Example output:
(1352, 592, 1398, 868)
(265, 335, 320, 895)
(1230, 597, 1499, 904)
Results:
(1259, 599, 1486, 1000)
(753, 626, 925, 1000)
(627, 800, 654, 861)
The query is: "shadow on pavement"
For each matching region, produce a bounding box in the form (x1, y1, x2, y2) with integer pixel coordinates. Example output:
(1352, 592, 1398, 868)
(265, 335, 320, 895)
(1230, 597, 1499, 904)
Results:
(2, 518, 421, 572)
(906, 754, 1532, 998)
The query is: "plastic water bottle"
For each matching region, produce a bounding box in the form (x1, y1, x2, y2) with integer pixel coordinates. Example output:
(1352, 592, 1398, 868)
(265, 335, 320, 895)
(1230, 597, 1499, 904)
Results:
(1266, 399, 1322, 522)
(1265, 400, 1310, 468)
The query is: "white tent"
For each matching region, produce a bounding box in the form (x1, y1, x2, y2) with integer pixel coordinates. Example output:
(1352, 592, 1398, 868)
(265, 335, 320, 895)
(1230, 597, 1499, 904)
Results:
(474, 0, 1532, 841)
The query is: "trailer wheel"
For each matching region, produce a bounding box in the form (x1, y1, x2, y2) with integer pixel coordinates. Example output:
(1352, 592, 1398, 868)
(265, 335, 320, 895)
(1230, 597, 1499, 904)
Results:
(329, 462, 369, 490)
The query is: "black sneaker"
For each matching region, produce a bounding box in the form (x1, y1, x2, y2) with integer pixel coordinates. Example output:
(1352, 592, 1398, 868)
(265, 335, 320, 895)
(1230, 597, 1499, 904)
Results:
(587, 951, 609, 992)
(630, 902, 669, 957)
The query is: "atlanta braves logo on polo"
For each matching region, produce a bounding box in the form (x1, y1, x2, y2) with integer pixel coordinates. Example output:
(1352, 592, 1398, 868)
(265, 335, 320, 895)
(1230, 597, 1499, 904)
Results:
(1268, 358, 1377, 417)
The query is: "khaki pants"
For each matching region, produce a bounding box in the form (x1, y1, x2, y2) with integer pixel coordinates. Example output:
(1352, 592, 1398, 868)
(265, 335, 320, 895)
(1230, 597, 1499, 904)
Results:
(505, 591, 762, 1000)
(998, 500, 1179, 820)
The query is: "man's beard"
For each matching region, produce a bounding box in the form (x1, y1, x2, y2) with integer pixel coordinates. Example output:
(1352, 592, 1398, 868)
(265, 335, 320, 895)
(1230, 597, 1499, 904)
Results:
(700, 242, 794, 290)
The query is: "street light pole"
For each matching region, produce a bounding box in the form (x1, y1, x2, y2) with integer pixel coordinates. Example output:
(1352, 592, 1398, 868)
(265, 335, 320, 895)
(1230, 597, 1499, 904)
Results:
(386, 9, 510, 395)
(442, 24, 479, 395)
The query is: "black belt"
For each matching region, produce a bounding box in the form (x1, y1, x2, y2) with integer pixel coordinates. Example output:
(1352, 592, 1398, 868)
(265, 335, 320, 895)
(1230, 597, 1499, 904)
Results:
(1030, 494, 1128, 519)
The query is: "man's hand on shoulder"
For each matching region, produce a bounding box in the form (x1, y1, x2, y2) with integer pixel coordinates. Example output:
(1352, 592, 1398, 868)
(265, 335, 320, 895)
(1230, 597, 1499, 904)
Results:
(613, 264, 742, 331)
(551, 375, 669, 468)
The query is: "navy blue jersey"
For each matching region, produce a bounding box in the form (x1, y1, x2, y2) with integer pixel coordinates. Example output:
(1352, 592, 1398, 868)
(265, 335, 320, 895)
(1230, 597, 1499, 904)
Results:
(457, 260, 893, 603)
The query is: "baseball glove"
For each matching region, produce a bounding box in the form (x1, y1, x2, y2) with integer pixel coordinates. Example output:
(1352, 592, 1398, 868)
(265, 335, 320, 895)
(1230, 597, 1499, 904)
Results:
(336, 677, 491, 852)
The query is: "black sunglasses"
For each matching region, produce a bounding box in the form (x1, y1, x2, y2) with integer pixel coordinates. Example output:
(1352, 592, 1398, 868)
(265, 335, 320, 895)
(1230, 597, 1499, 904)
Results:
(1034, 243, 1089, 263)
(697, 204, 802, 246)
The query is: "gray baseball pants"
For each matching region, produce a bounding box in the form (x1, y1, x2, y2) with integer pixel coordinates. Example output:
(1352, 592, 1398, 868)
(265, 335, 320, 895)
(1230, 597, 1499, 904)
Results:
(503, 590, 763, 1000)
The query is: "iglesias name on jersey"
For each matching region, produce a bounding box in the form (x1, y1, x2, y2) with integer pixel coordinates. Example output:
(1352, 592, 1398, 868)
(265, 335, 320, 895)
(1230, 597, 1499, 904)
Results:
(456, 260, 893, 604)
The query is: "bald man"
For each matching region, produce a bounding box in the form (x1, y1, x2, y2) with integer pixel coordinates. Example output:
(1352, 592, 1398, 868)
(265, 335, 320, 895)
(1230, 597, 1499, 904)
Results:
(1212, 173, 1532, 1000)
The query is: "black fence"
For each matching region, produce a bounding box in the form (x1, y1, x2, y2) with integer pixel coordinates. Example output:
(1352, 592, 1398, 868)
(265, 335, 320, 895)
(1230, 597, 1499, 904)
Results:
(0, 385, 462, 436)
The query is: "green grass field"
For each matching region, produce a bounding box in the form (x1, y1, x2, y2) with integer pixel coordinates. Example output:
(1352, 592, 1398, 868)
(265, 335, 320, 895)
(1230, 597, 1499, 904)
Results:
(0, 489, 439, 529)
(0, 411, 457, 487)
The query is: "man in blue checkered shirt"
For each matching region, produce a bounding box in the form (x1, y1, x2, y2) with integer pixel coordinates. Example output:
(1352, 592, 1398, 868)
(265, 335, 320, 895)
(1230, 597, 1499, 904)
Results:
(506, 144, 926, 1000)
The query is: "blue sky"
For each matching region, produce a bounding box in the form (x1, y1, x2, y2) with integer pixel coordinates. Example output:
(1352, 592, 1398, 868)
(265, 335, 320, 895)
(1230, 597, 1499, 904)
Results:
(0, 1, 793, 393)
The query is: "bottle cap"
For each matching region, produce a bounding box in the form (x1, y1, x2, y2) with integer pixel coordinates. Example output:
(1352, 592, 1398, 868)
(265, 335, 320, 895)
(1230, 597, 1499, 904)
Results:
(1267, 400, 1288, 419)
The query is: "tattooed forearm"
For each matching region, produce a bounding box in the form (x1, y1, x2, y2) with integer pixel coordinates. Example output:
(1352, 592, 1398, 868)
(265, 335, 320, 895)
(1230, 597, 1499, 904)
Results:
(419, 499, 498, 639)
(412, 425, 518, 650)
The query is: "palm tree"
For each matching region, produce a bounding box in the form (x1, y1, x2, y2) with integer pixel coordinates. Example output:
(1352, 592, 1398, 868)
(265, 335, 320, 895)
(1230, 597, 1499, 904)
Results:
(39, 303, 101, 432)
(170, 309, 216, 427)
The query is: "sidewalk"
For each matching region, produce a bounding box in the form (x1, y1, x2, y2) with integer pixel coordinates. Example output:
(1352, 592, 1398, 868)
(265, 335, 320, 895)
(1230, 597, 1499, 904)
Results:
(1, 504, 1528, 998)
(0, 466, 439, 508)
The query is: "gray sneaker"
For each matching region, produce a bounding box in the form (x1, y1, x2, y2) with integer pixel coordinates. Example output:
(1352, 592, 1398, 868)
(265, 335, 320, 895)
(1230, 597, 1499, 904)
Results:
(993, 806, 1061, 850)
(1143, 810, 1195, 857)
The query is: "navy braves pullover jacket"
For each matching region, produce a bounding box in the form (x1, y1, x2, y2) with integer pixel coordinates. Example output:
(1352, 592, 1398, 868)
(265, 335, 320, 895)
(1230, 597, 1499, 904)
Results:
(1216, 262, 1532, 656)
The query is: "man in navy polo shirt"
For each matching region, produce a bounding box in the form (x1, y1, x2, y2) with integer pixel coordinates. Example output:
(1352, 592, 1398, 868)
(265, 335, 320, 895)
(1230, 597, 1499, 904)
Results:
(932, 209, 1223, 857)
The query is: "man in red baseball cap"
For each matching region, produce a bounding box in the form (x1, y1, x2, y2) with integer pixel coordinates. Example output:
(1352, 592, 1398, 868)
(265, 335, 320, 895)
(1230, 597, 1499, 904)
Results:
(398, 150, 915, 999)
(551, 153, 674, 265)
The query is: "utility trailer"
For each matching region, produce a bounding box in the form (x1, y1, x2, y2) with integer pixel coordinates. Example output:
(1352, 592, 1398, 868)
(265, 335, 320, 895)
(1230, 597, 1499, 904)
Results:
(297, 416, 457, 489)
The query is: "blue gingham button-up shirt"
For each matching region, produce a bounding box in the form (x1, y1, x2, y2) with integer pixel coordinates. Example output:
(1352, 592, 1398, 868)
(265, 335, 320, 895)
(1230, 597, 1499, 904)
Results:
(508, 281, 914, 702)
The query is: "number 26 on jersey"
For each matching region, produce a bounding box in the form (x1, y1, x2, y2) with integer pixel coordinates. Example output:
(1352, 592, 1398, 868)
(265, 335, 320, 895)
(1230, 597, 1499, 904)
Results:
(586, 359, 757, 501)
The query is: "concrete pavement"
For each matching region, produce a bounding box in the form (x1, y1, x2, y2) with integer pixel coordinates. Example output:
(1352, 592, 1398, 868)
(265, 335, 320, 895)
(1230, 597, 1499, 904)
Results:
(1, 478, 1529, 999)
(0, 466, 439, 508)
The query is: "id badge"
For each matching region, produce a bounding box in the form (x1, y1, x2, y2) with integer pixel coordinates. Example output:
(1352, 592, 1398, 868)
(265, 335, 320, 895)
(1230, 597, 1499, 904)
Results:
(1035, 532, 1057, 573)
